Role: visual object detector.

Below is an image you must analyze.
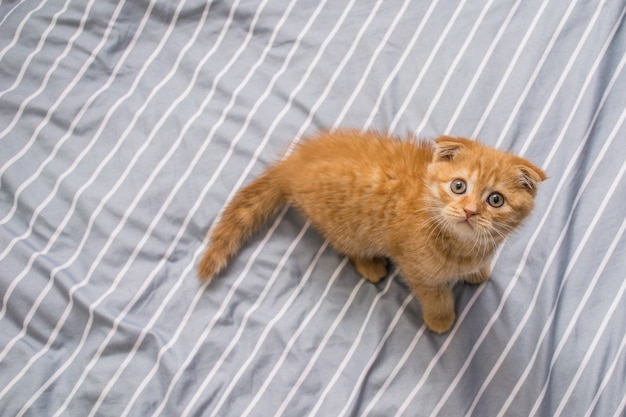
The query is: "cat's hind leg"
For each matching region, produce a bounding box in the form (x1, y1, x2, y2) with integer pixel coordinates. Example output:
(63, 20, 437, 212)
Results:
(350, 257, 388, 283)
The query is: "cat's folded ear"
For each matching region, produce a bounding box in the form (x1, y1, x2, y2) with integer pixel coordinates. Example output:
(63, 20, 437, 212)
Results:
(433, 136, 466, 162)
(516, 163, 547, 195)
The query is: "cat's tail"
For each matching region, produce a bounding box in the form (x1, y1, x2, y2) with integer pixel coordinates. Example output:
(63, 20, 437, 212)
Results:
(197, 167, 285, 281)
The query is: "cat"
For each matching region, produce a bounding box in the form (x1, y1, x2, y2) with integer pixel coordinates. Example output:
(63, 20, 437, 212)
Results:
(197, 129, 546, 333)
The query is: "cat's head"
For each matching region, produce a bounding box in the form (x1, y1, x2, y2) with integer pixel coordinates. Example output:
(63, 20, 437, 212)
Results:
(426, 136, 546, 244)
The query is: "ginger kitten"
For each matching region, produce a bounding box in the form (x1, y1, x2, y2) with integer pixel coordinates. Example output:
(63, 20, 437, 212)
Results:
(198, 130, 546, 333)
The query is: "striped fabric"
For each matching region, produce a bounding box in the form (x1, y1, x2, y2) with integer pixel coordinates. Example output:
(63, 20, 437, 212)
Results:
(1, 0, 625, 415)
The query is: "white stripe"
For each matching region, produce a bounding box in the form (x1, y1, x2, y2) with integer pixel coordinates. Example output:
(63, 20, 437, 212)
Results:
(309, 269, 414, 416)
(518, 0, 606, 156)
(331, 0, 411, 129)
(444, 0, 523, 135)
(582, 333, 626, 417)
(365, 234, 501, 416)
(0, 0, 132, 227)
(336, 293, 415, 417)
(430, 6, 616, 415)
(390, 259, 499, 416)
(553, 222, 626, 417)
(0, 0, 129, 330)
(613, 395, 626, 417)
(147, 206, 290, 417)
(361, 1, 553, 412)
(150, 4, 620, 416)
(204, 231, 326, 417)
(495, 97, 626, 417)
(103, 0, 337, 412)
(470, 0, 550, 139)
(468, 180, 594, 412)
(273, 281, 368, 417)
(474, 108, 626, 417)
(316, 290, 410, 417)
(180, 223, 313, 417)
(307, 272, 401, 417)
(0, 0, 126, 242)
(3, 4, 620, 416)
(84, 0, 298, 412)
(118, 205, 289, 417)
(219, 0, 448, 410)
(0, 0, 193, 330)
(310, 0, 548, 412)
(0, 0, 129, 174)
(117, 0, 329, 411)
(1, 0, 218, 407)
(524, 173, 626, 417)
(0, 0, 28, 26)
(172, 0, 442, 411)
(226, 1, 419, 412)
(413, 0, 496, 137)
(360, 249, 503, 417)
(0, 0, 105, 225)
(388, 0, 469, 134)
(360, 324, 427, 417)
(463, 16, 626, 417)
(172, 0, 374, 412)
(542, 2, 626, 168)
(359, 1, 521, 411)
(238, 257, 350, 417)
(0, 0, 36, 28)
(73, 0, 420, 410)
(193, 0, 420, 413)
(0, 0, 48, 64)
(91, 0, 304, 411)
(492, 0, 579, 148)
(525, 133, 626, 417)
(0, 0, 72, 100)
(381, 5, 618, 414)
(362, 0, 440, 130)
(222, 4, 456, 409)
(30, 0, 278, 411)
(290, 0, 385, 137)
(79, 6, 297, 412)
(254, 0, 355, 148)
(201, 0, 392, 413)
(0, 0, 196, 342)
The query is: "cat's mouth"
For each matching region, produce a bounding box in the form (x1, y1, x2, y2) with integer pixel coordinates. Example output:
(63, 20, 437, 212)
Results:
(441, 210, 483, 236)
(453, 216, 480, 235)
(452, 213, 474, 226)
(459, 218, 475, 229)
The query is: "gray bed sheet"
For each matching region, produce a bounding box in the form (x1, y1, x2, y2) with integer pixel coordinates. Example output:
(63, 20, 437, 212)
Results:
(1, 0, 625, 416)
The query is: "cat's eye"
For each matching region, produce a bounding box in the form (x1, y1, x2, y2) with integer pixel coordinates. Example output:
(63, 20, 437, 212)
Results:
(450, 179, 467, 194)
(487, 192, 505, 208)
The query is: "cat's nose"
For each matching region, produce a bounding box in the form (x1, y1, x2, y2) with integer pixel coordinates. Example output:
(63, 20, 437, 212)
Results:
(464, 208, 477, 219)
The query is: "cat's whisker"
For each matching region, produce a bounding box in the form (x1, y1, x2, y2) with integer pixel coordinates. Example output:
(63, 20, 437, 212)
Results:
(491, 222, 515, 242)
(420, 214, 448, 245)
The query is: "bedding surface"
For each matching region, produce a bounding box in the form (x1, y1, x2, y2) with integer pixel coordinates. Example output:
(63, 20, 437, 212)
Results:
(1, 0, 625, 416)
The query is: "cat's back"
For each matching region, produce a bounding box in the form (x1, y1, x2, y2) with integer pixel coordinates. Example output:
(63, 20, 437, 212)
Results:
(279, 129, 432, 182)
(269, 130, 435, 256)
(274, 130, 432, 229)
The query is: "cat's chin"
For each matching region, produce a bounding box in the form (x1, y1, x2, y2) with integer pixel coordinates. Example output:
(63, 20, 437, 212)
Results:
(451, 218, 480, 238)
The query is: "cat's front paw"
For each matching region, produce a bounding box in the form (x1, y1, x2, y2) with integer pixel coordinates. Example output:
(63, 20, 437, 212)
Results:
(416, 284, 456, 333)
(423, 309, 456, 334)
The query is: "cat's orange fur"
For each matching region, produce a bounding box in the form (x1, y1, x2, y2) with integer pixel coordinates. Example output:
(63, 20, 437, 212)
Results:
(198, 130, 546, 333)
